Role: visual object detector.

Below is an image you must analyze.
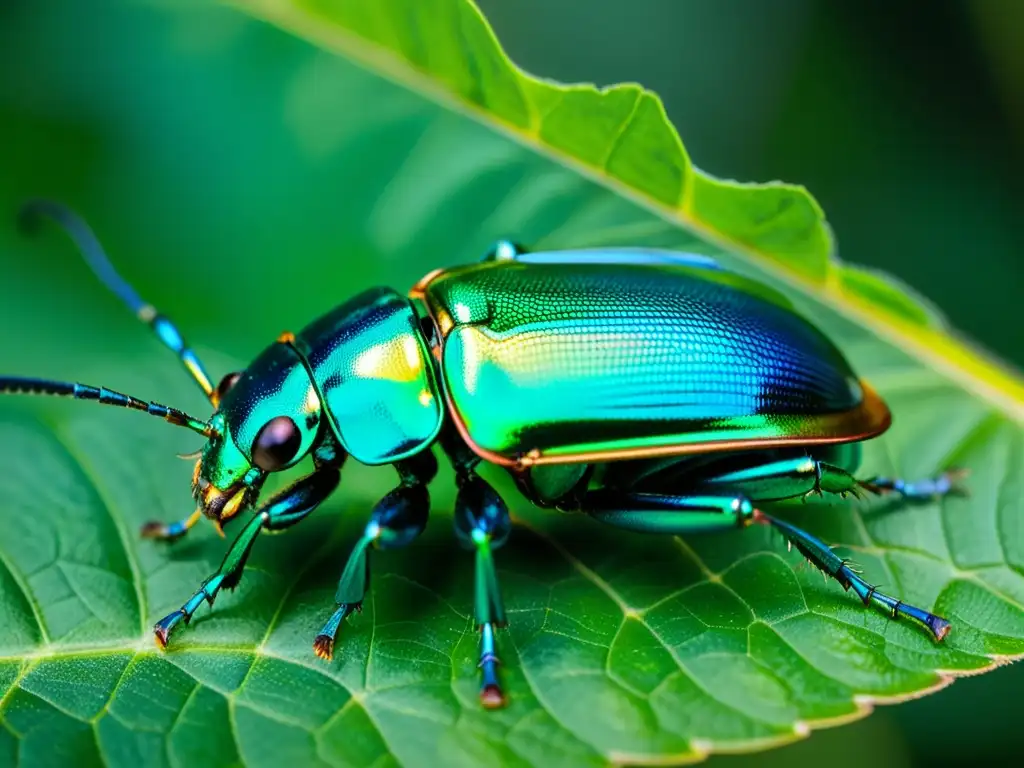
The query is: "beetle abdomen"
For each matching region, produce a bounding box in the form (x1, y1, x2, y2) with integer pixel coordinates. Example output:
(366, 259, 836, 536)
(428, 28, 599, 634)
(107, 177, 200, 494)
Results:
(418, 258, 890, 466)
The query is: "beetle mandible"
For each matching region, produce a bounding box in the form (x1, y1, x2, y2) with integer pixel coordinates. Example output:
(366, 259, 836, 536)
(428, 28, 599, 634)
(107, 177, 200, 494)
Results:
(1, 201, 963, 709)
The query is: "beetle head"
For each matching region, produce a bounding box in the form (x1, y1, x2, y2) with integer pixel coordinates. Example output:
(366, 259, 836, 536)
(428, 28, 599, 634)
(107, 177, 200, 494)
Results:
(193, 343, 324, 528)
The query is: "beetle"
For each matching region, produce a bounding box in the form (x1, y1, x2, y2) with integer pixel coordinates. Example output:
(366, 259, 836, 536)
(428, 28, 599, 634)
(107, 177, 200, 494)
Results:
(1, 201, 962, 709)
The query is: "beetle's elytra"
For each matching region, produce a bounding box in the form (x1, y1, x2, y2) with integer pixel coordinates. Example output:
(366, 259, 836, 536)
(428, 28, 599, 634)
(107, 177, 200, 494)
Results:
(2, 202, 963, 709)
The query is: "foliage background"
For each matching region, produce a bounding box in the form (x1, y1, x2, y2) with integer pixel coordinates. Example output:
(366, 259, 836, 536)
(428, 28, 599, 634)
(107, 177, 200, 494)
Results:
(0, 0, 1021, 766)
(475, 2, 1024, 766)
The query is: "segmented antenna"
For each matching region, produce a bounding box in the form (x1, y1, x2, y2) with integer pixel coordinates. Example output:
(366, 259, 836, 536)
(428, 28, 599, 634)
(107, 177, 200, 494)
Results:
(18, 200, 217, 402)
(0, 377, 215, 437)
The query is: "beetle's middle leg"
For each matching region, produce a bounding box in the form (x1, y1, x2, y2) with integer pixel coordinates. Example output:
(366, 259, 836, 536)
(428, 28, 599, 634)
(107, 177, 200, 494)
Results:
(312, 450, 437, 661)
(580, 488, 951, 642)
(441, 433, 513, 709)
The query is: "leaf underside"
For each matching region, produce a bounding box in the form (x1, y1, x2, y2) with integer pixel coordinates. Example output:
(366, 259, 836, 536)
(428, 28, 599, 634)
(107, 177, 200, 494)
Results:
(0, 1, 1023, 767)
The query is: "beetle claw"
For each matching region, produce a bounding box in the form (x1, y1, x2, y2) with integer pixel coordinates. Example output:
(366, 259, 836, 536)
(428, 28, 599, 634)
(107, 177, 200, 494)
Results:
(942, 468, 971, 498)
(312, 634, 335, 661)
(801, 488, 824, 504)
(153, 610, 186, 649)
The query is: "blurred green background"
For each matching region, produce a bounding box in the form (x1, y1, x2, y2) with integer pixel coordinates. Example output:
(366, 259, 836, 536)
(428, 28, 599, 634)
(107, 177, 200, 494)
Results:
(0, 0, 1021, 766)
(478, 0, 1024, 374)
(475, 2, 1024, 765)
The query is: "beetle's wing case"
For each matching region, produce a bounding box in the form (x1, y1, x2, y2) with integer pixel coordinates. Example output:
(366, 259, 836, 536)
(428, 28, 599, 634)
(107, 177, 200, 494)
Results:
(414, 254, 890, 467)
(295, 287, 444, 465)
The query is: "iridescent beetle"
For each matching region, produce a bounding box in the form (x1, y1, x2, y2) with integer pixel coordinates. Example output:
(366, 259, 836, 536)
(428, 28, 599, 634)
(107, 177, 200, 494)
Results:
(2, 202, 962, 708)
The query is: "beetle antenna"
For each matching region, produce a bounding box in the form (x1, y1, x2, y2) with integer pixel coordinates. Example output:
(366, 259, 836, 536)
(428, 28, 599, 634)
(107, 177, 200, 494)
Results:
(0, 376, 216, 438)
(17, 200, 218, 404)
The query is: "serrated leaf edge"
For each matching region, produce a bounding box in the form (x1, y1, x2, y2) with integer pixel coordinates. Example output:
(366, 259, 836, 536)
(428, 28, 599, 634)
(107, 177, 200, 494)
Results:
(233, 0, 1024, 423)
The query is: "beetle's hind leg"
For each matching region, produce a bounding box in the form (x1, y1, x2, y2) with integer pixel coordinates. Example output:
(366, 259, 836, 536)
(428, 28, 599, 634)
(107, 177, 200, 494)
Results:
(580, 488, 951, 642)
(670, 452, 965, 505)
(312, 452, 436, 661)
(697, 455, 861, 502)
(752, 511, 950, 641)
(860, 469, 969, 502)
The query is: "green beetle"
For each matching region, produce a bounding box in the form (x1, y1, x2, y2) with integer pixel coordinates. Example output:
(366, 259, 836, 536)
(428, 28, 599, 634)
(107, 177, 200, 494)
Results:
(2, 203, 961, 709)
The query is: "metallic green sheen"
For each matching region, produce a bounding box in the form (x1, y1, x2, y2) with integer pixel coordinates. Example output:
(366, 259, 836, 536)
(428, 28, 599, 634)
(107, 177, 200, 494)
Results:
(205, 342, 323, 488)
(297, 287, 443, 466)
(423, 259, 865, 459)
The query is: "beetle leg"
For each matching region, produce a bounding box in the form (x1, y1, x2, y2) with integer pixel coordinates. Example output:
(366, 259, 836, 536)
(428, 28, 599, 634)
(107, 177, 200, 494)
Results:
(313, 451, 436, 662)
(482, 239, 724, 271)
(804, 460, 824, 502)
(140, 461, 207, 541)
(483, 239, 528, 261)
(437, 427, 515, 708)
(153, 465, 341, 648)
(140, 508, 203, 542)
(583, 490, 756, 533)
(692, 455, 967, 507)
(860, 468, 969, 501)
(697, 456, 859, 503)
(580, 490, 950, 642)
(311, 484, 430, 660)
(453, 472, 512, 709)
(752, 511, 951, 641)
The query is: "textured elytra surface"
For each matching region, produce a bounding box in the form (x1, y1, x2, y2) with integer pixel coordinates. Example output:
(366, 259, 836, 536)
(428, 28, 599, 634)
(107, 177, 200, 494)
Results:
(423, 260, 869, 458)
(0, 1, 1023, 767)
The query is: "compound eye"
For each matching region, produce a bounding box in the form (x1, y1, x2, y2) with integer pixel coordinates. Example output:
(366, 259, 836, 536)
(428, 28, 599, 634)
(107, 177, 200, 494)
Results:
(252, 416, 301, 471)
(215, 371, 242, 402)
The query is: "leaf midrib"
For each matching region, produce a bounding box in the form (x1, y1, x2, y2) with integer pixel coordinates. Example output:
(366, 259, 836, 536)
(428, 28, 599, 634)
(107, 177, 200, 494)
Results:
(233, 0, 1024, 423)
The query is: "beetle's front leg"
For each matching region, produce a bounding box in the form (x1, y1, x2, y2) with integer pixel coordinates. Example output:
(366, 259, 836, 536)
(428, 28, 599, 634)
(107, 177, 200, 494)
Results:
(140, 508, 203, 542)
(312, 451, 436, 661)
(139, 459, 215, 542)
(153, 465, 341, 647)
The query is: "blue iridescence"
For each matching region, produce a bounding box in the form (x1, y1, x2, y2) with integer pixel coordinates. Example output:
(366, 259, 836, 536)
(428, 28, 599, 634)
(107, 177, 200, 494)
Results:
(422, 259, 879, 459)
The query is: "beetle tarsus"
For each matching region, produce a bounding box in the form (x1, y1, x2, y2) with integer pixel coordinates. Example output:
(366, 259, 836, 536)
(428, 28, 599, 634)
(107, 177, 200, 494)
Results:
(312, 633, 335, 661)
(312, 603, 358, 662)
(478, 623, 507, 709)
(838, 562, 952, 641)
(448, 470, 513, 708)
(140, 520, 179, 541)
(756, 512, 952, 642)
(140, 510, 201, 542)
(861, 468, 970, 501)
(153, 610, 186, 648)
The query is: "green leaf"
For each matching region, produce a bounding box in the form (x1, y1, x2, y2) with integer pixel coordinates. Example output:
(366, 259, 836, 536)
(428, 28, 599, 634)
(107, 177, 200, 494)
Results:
(0, 1, 1022, 766)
